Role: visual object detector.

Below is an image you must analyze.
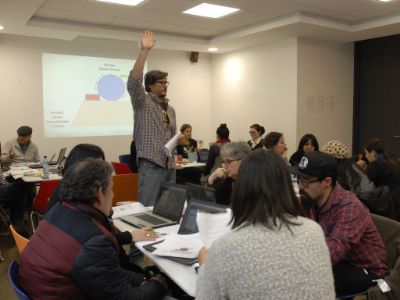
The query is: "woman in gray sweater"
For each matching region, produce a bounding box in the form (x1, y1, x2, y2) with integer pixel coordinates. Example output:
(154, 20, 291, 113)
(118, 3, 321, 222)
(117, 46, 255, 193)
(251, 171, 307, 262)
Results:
(196, 149, 335, 300)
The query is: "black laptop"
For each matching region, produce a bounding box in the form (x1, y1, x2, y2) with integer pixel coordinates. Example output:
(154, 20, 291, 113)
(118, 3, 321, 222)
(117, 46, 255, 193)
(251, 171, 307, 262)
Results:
(121, 182, 188, 229)
(197, 150, 209, 163)
(185, 183, 216, 203)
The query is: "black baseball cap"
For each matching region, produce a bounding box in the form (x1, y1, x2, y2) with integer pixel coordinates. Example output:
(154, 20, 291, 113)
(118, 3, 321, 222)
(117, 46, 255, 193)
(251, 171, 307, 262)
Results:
(17, 126, 32, 136)
(289, 151, 338, 179)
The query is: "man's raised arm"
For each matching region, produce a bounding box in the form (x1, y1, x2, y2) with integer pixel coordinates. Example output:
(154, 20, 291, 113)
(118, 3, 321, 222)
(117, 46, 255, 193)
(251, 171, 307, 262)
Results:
(131, 30, 155, 80)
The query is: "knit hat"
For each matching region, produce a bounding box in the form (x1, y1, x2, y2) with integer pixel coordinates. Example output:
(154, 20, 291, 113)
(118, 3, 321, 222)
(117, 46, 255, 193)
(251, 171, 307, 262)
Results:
(321, 140, 351, 159)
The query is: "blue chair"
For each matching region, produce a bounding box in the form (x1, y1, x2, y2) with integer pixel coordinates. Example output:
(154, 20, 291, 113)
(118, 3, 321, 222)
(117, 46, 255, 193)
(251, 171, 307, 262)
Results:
(118, 154, 138, 173)
(8, 260, 30, 300)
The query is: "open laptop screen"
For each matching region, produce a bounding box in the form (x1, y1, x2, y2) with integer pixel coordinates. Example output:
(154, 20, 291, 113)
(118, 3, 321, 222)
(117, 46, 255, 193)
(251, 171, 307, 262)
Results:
(178, 199, 229, 235)
(186, 183, 216, 203)
(152, 183, 188, 221)
(55, 147, 67, 164)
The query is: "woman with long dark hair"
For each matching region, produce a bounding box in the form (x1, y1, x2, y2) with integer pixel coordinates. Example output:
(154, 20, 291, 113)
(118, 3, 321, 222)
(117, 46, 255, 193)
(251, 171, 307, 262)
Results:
(358, 138, 400, 219)
(196, 149, 334, 299)
(289, 133, 319, 166)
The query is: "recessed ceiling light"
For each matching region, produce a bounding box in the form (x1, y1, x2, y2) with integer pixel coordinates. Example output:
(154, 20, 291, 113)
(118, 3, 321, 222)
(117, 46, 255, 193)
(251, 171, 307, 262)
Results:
(0, 25, 4, 30)
(377, 0, 392, 2)
(183, 3, 239, 19)
(208, 47, 218, 52)
(93, 0, 145, 6)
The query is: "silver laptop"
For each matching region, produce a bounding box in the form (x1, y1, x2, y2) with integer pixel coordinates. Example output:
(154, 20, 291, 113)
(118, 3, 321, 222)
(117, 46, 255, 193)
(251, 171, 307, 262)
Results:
(30, 147, 67, 169)
(121, 182, 188, 228)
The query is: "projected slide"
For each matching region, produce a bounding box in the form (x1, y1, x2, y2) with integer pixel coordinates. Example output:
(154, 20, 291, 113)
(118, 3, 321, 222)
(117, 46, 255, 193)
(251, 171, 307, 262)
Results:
(42, 53, 137, 137)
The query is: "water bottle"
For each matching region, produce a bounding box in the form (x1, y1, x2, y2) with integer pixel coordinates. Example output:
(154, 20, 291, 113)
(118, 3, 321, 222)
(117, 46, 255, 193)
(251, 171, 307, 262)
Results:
(42, 155, 49, 179)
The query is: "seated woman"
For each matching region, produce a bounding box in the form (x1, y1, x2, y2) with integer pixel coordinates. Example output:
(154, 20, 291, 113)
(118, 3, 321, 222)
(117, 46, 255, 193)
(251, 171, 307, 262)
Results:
(203, 123, 230, 176)
(207, 141, 251, 205)
(196, 149, 335, 300)
(289, 133, 319, 166)
(264, 131, 299, 198)
(264, 131, 288, 158)
(357, 138, 400, 220)
(176, 124, 197, 159)
(321, 140, 375, 195)
(247, 123, 265, 150)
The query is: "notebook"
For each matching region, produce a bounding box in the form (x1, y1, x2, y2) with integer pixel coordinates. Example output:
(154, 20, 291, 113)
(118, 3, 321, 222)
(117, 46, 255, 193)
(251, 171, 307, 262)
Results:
(29, 147, 67, 169)
(185, 183, 216, 203)
(120, 182, 188, 229)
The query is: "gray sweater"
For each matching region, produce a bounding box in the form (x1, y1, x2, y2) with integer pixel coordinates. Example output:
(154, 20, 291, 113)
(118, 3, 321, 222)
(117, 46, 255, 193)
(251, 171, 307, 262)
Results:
(196, 217, 335, 300)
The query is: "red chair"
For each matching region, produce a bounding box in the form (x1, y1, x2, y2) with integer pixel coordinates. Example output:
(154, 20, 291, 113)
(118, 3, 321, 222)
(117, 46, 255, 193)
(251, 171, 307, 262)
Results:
(111, 162, 132, 175)
(30, 179, 61, 232)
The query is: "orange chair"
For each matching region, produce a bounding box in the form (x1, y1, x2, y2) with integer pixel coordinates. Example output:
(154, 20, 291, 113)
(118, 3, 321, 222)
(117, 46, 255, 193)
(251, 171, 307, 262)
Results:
(9, 224, 29, 253)
(30, 179, 61, 232)
(112, 162, 132, 175)
(112, 173, 138, 206)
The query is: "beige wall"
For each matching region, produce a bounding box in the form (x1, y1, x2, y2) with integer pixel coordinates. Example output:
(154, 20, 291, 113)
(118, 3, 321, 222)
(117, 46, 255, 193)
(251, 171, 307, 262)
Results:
(0, 34, 354, 162)
(210, 38, 298, 153)
(297, 38, 354, 150)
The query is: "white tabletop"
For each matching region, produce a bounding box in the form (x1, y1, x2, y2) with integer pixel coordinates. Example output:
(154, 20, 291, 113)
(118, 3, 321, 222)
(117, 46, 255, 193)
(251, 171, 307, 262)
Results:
(113, 205, 198, 297)
(176, 162, 205, 169)
(9, 165, 62, 182)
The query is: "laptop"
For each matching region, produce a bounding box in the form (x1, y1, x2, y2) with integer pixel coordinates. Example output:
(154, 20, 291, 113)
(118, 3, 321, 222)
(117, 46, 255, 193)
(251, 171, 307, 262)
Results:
(197, 150, 209, 163)
(30, 147, 67, 169)
(185, 183, 216, 203)
(178, 199, 229, 235)
(143, 199, 228, 265)
(121, 182, 188, 229)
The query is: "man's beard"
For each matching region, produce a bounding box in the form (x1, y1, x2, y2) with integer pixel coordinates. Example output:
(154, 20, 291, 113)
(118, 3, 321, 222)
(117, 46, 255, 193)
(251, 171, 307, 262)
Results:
(299, 190, 315, 210)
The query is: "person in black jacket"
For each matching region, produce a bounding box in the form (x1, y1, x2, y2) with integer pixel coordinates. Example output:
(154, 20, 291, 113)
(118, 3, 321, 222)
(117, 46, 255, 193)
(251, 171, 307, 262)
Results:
(20, 159, 168, 300)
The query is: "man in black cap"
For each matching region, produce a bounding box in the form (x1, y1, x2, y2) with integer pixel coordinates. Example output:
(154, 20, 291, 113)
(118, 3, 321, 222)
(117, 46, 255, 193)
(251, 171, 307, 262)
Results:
(290, 151, 389, 296)
(1, 125, 40, 166)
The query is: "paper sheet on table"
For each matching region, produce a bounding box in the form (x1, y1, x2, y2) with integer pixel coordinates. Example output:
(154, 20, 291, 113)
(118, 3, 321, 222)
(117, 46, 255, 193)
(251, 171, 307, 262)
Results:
(197, 209, 232, 249)
(111, 202, 147, 219)
(164, 132, 184, 157)
(152, 233, 202, 259)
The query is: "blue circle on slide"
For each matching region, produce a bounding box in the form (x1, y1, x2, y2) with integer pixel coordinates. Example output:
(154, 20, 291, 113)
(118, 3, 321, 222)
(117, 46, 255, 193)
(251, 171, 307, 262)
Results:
(97, 74, 125, 101)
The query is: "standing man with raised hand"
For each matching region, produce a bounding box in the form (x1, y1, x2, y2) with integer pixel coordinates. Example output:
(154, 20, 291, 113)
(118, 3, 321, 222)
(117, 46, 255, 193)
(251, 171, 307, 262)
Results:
(127, 30, 177, 206)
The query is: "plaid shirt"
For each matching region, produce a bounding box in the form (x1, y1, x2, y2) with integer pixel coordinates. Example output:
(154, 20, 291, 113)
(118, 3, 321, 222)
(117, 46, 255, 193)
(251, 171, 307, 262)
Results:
(304, 183, 389, 278)
(127, 73, 176, 169)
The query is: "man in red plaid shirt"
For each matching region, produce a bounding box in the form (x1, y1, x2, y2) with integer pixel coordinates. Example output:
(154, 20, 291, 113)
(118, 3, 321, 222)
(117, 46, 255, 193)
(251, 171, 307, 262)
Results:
(291, 151, 389, 296)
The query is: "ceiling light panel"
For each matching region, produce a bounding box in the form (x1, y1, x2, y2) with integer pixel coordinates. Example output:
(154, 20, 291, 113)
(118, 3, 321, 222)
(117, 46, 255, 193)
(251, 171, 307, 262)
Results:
(183, 3, 240, 19)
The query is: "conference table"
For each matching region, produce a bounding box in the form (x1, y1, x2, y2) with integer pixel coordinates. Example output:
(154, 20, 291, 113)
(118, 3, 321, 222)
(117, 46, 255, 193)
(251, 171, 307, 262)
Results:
(8, 164, 62, 182)
(113, 203, 198, 297)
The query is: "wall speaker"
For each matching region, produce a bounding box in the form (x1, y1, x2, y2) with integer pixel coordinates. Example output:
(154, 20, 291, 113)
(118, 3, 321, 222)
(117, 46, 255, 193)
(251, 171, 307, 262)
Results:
(190, 51, 199, 63)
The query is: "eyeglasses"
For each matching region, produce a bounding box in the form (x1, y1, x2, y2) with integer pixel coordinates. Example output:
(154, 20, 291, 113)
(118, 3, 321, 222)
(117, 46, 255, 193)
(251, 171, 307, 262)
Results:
(297, 178, 321, 188)
(156, 80, 170, 86)
(249, 131, 257, 134)
(222, 158, 240, 166)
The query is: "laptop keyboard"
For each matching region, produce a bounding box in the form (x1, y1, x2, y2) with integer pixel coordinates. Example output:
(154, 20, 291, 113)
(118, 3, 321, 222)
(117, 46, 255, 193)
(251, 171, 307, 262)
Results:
(136, 214, 169, 225)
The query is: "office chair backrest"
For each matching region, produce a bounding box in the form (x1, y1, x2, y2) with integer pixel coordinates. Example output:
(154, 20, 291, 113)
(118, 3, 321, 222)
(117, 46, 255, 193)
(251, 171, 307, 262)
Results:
(34, 179, 62, 214)
(112, 173, 138, 206)
(8, 260, 30, 300)
(111, 162, 132, 175)
(10, 224, 29, 254)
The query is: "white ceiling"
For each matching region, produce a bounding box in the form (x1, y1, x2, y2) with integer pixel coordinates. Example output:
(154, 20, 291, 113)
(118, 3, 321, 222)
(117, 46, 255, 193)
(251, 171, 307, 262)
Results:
(2, 0, 400, 52)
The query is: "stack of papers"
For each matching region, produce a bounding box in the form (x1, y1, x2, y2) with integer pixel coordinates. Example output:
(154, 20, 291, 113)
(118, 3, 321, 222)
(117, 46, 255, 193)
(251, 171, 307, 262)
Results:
(152, 233, 202, 259)
(197, 209, 232, 249)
